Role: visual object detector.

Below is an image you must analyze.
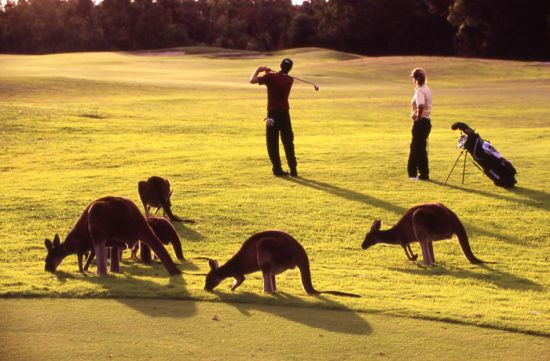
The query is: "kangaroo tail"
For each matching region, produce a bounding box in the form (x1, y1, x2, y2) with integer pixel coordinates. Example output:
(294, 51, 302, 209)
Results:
(454, 216, 484, 264)
(297, 252, 361, 298)
(297, 254, 318, 295)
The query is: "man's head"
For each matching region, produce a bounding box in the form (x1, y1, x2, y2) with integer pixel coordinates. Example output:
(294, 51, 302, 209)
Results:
(411, 68, 427, 86)
(280, 58, 293, 74)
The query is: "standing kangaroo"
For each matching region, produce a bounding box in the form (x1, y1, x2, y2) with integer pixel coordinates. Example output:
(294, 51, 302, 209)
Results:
(361, 203, 483, 266)
(44, 196, 181, 275)
(204, 230, 360, 297)
(138, 176, 182, 221)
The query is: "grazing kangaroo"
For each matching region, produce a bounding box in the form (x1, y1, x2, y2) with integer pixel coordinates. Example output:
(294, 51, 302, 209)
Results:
(82, 216, 185, 272)
(361, 203, 483, 266)
(138, 176, 182, 221)
(44, 196, 181, 275)
(204, 230, 360, 297)
(131, 216, 185, 262)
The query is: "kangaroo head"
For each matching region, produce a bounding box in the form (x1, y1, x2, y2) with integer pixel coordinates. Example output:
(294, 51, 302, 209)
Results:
(362, 219, 382, 249)
(44, 234, 64, 272)
(204, 259, 221, 291)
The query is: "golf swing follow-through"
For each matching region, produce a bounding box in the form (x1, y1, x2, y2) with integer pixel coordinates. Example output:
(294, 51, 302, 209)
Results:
(250, 58, 320, 177)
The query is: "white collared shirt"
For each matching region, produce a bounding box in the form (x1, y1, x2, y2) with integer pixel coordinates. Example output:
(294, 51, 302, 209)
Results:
(411, 84, 432, 119)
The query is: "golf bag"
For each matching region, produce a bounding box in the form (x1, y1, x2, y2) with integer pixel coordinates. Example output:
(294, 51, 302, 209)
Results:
(451, 122, 517, 188)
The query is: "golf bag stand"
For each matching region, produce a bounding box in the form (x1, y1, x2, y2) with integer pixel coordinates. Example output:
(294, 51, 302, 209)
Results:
(444, 147, 468, 186)
(446, 122, 517, 188)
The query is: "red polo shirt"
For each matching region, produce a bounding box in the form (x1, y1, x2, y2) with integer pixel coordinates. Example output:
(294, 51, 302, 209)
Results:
(258, 72, 294, 111)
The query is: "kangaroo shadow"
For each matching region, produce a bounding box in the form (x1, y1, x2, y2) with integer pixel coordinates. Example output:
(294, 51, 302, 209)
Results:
(389, 264, 544, 292)
(286, 177, 524, 245)
(211, 290, 372, 335)
(173, 222, 206, 243)
(78, 263, 196, 318)
(432, 180, 550, 212)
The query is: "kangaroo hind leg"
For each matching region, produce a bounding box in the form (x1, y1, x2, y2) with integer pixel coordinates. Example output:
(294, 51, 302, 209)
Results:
(271, 275, 277, 291)
(109, 247, 121, 273)
(412, 210, 436, 266)
(262, 271, 275, 293)
(93, 242, 108, 275)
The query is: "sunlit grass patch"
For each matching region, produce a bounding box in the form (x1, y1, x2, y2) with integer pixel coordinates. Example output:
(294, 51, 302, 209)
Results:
(0, 48, 549, 336)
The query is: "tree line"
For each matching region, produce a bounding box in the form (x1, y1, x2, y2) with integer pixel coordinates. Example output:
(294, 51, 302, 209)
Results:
(1, 0, 548, 60)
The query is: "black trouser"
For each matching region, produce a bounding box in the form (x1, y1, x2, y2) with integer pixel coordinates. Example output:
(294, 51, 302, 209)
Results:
(407, 117, 431, 178)
(266, 109, 297, 172)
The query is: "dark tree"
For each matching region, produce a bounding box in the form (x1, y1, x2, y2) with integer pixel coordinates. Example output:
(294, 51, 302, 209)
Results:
(0, 0, 548, 59)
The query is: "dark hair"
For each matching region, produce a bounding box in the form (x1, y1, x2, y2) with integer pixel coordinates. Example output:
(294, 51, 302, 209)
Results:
(280, 58, 293, 74)
(411, 68, 426, 85)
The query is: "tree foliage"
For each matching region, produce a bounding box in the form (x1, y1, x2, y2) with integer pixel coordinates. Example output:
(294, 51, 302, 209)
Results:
(0, 0, 548, 59)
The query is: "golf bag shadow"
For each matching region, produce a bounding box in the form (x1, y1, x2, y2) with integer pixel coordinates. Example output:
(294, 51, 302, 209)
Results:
(450, 122, 517, 188)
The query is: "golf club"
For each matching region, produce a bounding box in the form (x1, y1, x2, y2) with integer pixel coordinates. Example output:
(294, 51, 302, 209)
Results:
(265, 68, 319, 91)
(292, 75, 320, 91)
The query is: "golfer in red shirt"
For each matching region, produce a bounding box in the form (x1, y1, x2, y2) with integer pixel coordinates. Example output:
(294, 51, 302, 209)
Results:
(250, 58, 298, 177)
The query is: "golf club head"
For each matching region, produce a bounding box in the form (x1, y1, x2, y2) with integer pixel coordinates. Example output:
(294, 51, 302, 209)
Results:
(314, 84, 319, 91)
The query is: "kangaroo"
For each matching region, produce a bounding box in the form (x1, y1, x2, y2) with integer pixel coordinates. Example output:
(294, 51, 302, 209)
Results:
(44, 196, 181, 275)
(361, 202, 483, 266)
(204, 230, 360, 297)
(131, 216, 185, 262)
(82, 216, 185, 272)
(138, 176, 182, 221)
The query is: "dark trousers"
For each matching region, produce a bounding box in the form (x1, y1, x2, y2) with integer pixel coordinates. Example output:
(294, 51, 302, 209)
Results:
(407, 117, 431, 178)
(266, 110, 297, 172)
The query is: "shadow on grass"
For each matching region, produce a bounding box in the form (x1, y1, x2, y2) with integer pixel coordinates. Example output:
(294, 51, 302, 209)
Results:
(173, 222, 206, 242)
(432, 180, 550, 212)
(389, 264, 544, 292)
(71, 261, 197, 318)
(286, 176, 524, 245)
(285, 177, 406, 214)
(212, 290, 372, 335)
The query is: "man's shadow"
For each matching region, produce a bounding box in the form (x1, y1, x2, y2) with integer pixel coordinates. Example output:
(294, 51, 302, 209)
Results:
(432, 180, 550, 212)
(285, 176, 406, 214)
(212, 290, 372, 335)
(284, 177, 524, 245)
(389, 264, 543, 292)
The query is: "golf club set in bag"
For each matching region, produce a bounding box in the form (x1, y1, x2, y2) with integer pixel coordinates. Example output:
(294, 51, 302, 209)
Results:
(445, 122, 517, 188)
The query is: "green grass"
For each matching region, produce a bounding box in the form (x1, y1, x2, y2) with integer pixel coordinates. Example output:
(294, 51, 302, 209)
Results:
(1, 48, 549, 341)
(2, 298, 549, 361)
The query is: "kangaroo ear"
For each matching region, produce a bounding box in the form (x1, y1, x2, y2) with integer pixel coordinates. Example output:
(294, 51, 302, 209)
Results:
(208, 259, 219, 270)
(45, 239, 53, 251)
(53, 234, 61, 247)
(371, 219, 381, 231)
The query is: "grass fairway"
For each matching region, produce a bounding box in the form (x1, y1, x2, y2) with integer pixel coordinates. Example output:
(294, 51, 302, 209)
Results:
(2, 298, 549, 361)
(1, 47, 549, 352)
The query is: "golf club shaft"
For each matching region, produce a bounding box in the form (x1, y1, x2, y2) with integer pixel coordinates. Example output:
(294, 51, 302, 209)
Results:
(266, 68, 318, 89)
(291, 75, 315, 87)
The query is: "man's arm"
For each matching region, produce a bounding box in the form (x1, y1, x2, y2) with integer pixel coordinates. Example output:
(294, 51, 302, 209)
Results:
(411, 90, 424, 121)
(250, 66, 270, 84)
(416, 104, 424, 120)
